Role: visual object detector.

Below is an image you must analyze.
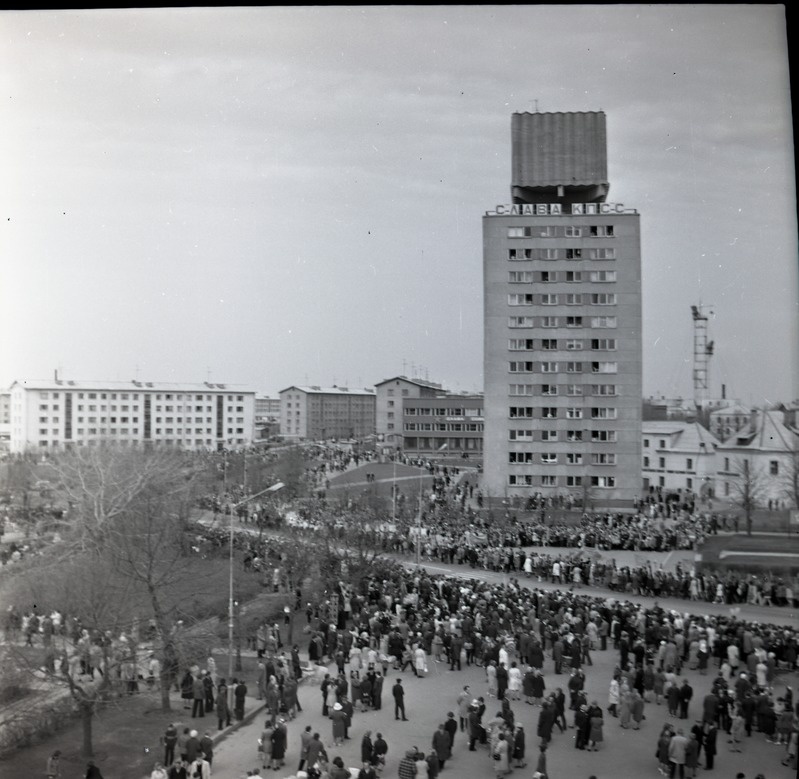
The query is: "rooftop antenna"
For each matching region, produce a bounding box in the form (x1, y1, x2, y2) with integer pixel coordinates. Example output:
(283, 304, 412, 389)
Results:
(402, 358, 407, 376)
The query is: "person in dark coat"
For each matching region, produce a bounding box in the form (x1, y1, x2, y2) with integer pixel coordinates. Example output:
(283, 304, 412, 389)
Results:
(537, 701, 555, 747)
(163, 724, 178, 767)
(372, 732, 388, 769)
(703, 722, 717, 769)
(233, 678, 247, 721)
(270, 718, 287, 771)
(444, 712, 458, 748)
(432, 723, 452, 768)
(372, 672, 384, 710)
(199, 731, 214, 767)
(574, 704, 589, 749)
(361, 731, 374, 764)
(84, 761, 104, 779)
(180, 670, 194, 710)
(216, 680, 231, 730)
(468, 703, 482, 751)
(496, 663, 509, 701)
(393, 678, 407, 720)
(690, 720, 705, 763)
(679, 679, 693, 719)
(512, 724, 526, 768)
(685, 732, 700, 778)
(184, 730, 201, 763)
(552, 637, 564, 674)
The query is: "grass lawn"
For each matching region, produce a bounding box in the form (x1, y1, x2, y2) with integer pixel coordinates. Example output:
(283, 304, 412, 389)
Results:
(0, 654, 263, 779)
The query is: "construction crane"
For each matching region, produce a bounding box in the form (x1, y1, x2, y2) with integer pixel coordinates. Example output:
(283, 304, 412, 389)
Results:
(691, 304, 715, 409)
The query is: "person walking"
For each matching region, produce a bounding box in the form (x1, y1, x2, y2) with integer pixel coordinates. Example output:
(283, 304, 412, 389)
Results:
(608, 677, 620, 717)
(512, 724, 526, 768)
(163, 724, 178, 767)
(684, 732, 700, 779)
(432, 723, 451, 768)
(258, 722, 273, 771)
(216, 680, 231, 730)
(537, 701, 555, 747)
(331, 702, 347, 746)
(457, 686, 471, 731)
(46, 750, 62, 779)
(398, 749, 418, 779)
(588, 709, 604, 752)
(191, 673, 205, 718)
(701, 720, 717, 769)
(393, 678, 408, 721)
(493, 732, 510, 777)
(657, 724, 674, 775)
(270, 718, 287, 771)
(372, 732, 388, 771)
(678, 679, 693, 720)
(234, 678, 247, 721)
(668, 728, 688, 779)
(730, 709, 746, 752)
(298, 725, 313, 772)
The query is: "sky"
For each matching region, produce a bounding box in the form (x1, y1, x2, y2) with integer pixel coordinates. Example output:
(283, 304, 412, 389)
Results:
(1, 6, 797, 405)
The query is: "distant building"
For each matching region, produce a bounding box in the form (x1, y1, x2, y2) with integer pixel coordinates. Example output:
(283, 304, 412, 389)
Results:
(279, 385, 375, 440)
(0, 391, 10, 453)
(482, 111, 642, 506)
(255, 395, 280, 420)
(374, 376, 443, 448)
(708, 402, 751, 441)
(8, 378, 255, 452)
(716, 408, 799, 506)
(401, 393, 484, 459)
(642, 420, 720, 497)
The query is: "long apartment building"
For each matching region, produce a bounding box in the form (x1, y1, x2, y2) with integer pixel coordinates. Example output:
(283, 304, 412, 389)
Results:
(8, 377, 255, 452)
(482, 111, 642, 505)
(279, 385, 375, 440)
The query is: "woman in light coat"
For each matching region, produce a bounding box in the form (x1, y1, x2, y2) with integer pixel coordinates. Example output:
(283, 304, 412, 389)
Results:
(493, 731, 511, 776)
(608, 677, 620, 717)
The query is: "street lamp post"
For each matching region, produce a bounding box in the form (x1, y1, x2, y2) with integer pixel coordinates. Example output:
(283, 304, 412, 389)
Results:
(416, 470, 423, 567)
(227, 481, 284, 702)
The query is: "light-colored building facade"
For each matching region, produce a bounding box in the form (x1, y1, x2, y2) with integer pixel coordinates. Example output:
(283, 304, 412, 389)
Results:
(401, 393, 484, 458)
(482, 111, 642, 506)
(375, 376, 442, 448)
(708, 403, 751, 441)
(0, 391, 10, 453)
(255, 395, 281, 420)
(8, 379, 255, 452)
(279, 386, 375, 441)
(642, 421, 720, 496)
(716, 408, 799, 506)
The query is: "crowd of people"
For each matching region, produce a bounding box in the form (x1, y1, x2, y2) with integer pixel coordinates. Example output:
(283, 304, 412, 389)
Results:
(178, 540, 798, 779)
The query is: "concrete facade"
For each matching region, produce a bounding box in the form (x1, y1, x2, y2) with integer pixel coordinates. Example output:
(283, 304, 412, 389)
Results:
(716, 408, 799, 507)
(8, 379, 255, 452)
(374, 376, 442, 448)
(279, 386, 375, 441)
(642, 421, 721, 496)
(482, 111, 642, 506)
(401, 393, 484, 458)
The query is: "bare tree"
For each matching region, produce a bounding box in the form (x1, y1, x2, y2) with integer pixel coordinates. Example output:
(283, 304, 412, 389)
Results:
(44, 444, 198, 551)
(729, 458, 766, 535)
(4, 552, 133, 757)
(779, 447, 799, 510)
(47, 445, 209, 711)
